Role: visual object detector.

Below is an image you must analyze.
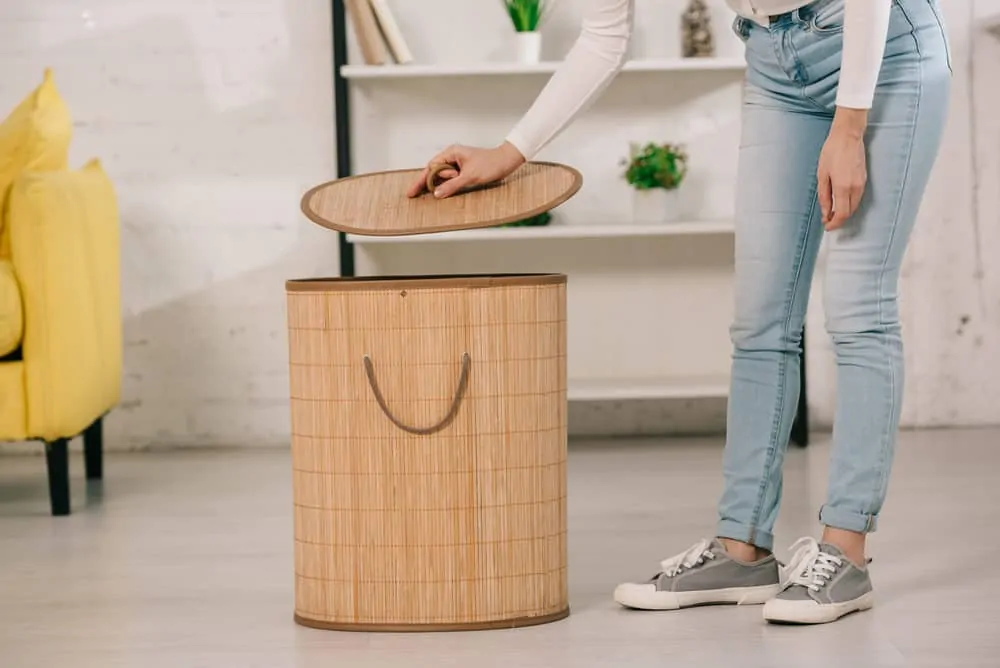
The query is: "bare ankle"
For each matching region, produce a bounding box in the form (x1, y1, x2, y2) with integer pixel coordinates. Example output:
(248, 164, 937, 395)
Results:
(821, 527, 867, 567)
(718, 537, 768, 562)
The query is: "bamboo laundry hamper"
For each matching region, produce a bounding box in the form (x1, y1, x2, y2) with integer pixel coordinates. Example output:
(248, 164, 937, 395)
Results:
(289, 161, 583, 632)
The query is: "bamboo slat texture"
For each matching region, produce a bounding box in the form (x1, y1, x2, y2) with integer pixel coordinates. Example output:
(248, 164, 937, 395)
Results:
(300, 162, 583, 236)
(286, 274, 569, 631)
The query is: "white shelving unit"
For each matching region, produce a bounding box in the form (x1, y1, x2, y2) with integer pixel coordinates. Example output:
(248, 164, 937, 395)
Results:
(341, 57, 747, 80)
(346, 220, 734, 245)
(568, 375, 729, 402)
(336, 16, 746, 414)
(330, 3, 812, 440)
(352, 216, 738, 404)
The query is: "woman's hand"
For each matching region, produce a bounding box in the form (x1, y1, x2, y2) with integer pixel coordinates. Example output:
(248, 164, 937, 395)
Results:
(817, 108, 869, 231)
(406, 141, 526, 199)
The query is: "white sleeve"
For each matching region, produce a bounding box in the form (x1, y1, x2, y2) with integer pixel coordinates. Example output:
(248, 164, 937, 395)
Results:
(504, 0, 634, 160)
(835, 0, 893, 109)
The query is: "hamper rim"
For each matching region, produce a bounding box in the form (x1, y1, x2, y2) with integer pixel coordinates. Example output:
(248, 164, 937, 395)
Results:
(286, 273, 567, 292)
(299, 162, 584, 237)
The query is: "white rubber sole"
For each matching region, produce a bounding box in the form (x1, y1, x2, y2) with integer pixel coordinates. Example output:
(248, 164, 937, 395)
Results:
(762, 591, 875, 625)
(613, 582, 783, 611)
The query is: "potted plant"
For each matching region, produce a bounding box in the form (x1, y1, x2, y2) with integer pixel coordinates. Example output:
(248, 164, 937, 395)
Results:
(621, 142, 688, 223)
(503, 0, 549, 64)
(503, 210, 552, 228)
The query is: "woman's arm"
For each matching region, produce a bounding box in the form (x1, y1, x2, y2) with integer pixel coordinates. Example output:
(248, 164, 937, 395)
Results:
(820, 0, 893, 230)
(505, 0, 635, 160)
(408, 0, 634, 198)
(833, 0, 893, 116)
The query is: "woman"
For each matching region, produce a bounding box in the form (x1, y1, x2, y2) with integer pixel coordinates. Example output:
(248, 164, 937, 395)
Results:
(408, 0, 951, 625)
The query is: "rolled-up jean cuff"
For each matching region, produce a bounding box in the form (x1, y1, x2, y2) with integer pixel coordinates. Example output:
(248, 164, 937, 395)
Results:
(716, 518, 774, 552)
(819, 504, 878, 533)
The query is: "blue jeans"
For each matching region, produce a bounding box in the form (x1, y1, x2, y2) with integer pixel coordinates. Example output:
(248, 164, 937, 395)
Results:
(717, 0, 952, 551)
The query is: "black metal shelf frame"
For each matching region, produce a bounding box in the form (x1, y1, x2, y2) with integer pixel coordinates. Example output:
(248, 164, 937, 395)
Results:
(332, 0, 356, 278)
(327, 0, 808, 446)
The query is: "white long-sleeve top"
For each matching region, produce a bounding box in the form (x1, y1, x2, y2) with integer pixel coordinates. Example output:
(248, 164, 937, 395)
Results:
(505, 0, 892, 160)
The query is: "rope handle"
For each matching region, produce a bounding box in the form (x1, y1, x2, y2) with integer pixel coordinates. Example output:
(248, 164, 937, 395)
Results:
(426, 162, 457, 194)
(362, 353, 471, 435)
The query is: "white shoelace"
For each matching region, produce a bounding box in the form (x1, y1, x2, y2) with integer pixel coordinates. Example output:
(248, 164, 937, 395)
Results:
(782, 537, 843, 591)
(659, 538, 716, 577)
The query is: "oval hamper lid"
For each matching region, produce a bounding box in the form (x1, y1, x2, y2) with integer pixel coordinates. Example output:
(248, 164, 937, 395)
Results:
(300, 161, 583, 237)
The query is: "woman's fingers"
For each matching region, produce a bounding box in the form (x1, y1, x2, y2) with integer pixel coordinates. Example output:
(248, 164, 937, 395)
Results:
(816, 129, 868, 230)
(817, 169, 833, 224)
(827, 187, 852, 230)
(433, 169, 476, 199)
(406, 167, 430, 197)
(406, 146, 466, 198)
(826, 176, 866, 231)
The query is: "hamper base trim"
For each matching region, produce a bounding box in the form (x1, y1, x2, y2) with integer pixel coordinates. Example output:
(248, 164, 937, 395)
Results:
(293, 606, 570, 633)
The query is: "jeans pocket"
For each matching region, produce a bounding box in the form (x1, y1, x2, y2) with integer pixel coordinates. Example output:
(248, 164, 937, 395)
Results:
(732, 15, 751, 43)
(925, 0, 953, 74)
(804, 0, 845, 34)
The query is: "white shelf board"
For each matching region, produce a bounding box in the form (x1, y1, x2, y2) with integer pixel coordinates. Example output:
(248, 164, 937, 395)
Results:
(568, 375, 729, 402)
(341, 57, 747, 80)
(346, 220, 734, 244)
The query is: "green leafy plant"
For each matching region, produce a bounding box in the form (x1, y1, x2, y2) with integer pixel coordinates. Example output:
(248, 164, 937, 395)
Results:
(503, 0, 549, 32)
(621, 142, 689, 190)
(501, 211, 552, 228)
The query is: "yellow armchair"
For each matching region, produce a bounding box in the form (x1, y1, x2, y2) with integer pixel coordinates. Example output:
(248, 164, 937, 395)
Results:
(0, 70, 122, 516)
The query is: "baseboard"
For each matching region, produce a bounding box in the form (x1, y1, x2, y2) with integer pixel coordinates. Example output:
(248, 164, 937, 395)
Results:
(568, 397, 728, 438)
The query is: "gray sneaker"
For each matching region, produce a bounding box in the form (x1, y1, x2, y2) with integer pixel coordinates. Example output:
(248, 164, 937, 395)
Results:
(763, 537, 875, 624)
(613, 538, 782, 610)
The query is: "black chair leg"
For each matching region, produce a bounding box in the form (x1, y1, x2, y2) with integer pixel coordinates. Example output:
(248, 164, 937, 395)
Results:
(84, 417, 104, 481)
(45, 439, 70, 516)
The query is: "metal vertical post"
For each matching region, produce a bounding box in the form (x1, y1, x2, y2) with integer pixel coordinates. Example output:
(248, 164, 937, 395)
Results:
(331, 0, 356, 278)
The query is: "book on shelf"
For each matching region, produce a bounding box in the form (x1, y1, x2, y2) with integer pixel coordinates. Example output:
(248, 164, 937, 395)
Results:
(368, 0, 414, 64)
(345, 0, 387, 65)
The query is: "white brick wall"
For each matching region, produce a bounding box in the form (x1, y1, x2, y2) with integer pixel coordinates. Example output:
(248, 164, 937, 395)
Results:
(0, 0, 997, 451)
(807, 0, 1000, 428)
(0, 0, 338, 449)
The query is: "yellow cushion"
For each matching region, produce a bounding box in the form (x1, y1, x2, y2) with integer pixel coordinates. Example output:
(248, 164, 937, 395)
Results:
(7, 159, 121, 441)
(0, 69, 72, 194)
(0, 260, 23, 357)
(0, 361, 27, 440)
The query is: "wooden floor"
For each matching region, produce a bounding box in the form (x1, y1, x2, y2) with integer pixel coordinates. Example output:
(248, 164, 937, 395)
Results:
(1, 429, 997, 667)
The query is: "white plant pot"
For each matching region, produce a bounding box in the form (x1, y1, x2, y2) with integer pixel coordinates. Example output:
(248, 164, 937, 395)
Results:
(515, 31, 542, 64)
(632, 188, 681, 224)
